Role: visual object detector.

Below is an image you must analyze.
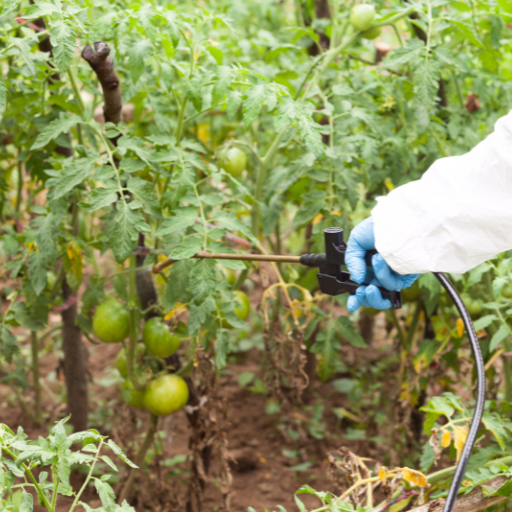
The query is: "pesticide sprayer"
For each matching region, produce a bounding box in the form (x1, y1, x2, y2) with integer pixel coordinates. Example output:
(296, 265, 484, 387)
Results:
(152, 226, 485, 512)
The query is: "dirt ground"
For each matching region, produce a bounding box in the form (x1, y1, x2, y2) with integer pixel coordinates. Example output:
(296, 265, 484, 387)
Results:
(0, 309, 396, 512)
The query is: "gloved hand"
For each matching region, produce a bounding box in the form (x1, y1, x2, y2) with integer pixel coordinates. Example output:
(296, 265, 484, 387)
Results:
(345, 217, 419, 312)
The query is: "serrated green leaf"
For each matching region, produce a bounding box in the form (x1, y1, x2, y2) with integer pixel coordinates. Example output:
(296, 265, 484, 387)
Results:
(413, 59, 441, 105)
(108, 202, 150, 263)
(94, 479, 116, 507)
(155, 208, 197, 237)
(126, 178, 161, 218)
(242, 84, 267, 128)
(490, 324, 511, 352)
(48, 20, 76, 75)
(23, 1, 61, 18)
(31, 113, 79, 150)
(473, 315, 497, 331)
(292, 190, 326, 227)
(482, 413, 508, 450)
(127, 40, 152, 83)
(0, 324, 19, 364)
(80, 185, 118, 212)
(212, 66, 233, 106)
(384, 39, 424, 66)
(190, 259, 216, 301)
(19, 492, 33, 512)
(213, 211, 256, 245)
(170, 236, 202, 260)
(188, 296, 216, 335)
(164, 260, 193, 310)
(2, 0, 21, 15)
(12, 38, 36, 75)
(47, 156, 96, 199)
(337, 316, 367, 348)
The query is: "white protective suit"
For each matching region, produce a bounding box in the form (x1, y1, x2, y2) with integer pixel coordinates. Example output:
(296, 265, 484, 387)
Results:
(372, 109, 512, 275)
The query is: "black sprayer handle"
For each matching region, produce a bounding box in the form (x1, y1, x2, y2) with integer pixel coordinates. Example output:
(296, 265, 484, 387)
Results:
(299, 227, 402, 310)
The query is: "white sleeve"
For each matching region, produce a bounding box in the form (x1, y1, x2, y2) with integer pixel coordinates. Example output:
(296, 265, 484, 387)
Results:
(372, 109, 512, 275)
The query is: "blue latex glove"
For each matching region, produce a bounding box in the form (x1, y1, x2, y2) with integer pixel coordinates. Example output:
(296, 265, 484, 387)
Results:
(345, 217, 419, 312)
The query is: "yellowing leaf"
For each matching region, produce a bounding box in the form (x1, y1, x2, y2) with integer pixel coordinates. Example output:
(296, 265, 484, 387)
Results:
(441, 429, 451, 448)
(456, 317, 464, 338)
(384, 177, 394, 191)
(312, 213, 323, 225)
(197, 122, 211, 145)
(65, 242, 84, 282)
(402, 468, 429, 488)
(453, 426, 468, 462)
(164, 303, 187, 321)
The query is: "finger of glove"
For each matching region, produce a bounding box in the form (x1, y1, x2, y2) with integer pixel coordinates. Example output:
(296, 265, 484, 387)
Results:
(346, 218, 375, 284)
(355, 286, 372, 308)
(365, 284, 392, 310)
(347, 294, 361, 313)
(372, 254, 419, 291)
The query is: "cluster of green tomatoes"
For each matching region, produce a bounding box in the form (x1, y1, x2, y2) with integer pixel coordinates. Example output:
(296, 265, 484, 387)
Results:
(92, 299, 189, 416)
(91, 290, 251, 416)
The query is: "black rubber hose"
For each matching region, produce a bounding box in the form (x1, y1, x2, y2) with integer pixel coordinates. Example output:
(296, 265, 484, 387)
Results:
(434, 272, 486, 512)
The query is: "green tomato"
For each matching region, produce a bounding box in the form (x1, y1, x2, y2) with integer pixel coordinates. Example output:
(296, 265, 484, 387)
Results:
(93, 299, 130, 343)
(116, 344, 145, 378)
(362, 26, 381, 39)
(218, 147, 247, 178)
(350, 4, 376, 32)
(218, 290, 252, 328)
(502, 285, 512, 299)
(225, 269, 236, 286)
(143, 374, 189, 416)
(402, 281, 422, 302)
(361, 307, 380, 316)
(233, 290, 251, 321)
(122, 380, 145, 409)
(143, 317, 182, 358)
(461, 294, 484, 319)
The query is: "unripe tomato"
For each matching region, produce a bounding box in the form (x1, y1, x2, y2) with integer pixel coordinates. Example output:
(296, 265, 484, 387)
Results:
(233, 290, 251, 321)
(502, 285, 512, 299)
(362, 307, 380, 316)
(350, 4, 376, 32)
(225, 269, 236, 286)
(362, 26, 381, 39)
(143, 317, 182, 358)
(218, 147, 247, 178)
(143, 374, 189, 416)
(116, 344, 145, 378)
(93, 299, 130, 343)
(122, 380, 145, 409)
(461, 294, 483, 319)
(402, 281, 422, 302)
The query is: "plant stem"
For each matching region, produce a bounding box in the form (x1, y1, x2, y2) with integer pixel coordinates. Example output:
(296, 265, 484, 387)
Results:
(4, 447, 52, 510)
(50, 470, 59, 511)
(127, 254, 143, 391)
(405, 301, 422, 351)
(69, 440, 104, 512)
(389, 309, 406, 346)
(30, 331, 42, 425)
(15, 157, 23, 214)
(68, 65, 86, 115)
(118, 414, 159, 504)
